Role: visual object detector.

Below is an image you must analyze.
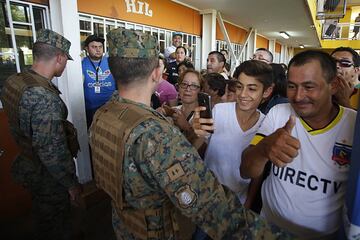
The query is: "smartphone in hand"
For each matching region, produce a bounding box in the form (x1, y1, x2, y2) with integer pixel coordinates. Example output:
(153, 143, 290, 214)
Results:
(197, 92, 213, 133)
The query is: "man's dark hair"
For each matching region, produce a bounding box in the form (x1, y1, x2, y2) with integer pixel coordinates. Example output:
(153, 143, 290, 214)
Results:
(33, 42, 64, 61)
(288, 50, 336, 83)
(256, 48, 274, 63)
(178, 60, 194, 70)
(208, 51, 226, 64)
(203, 73, 226, 97)
(233, 60, 273, 90)
(109, 57, 159, 85)
(330, 47, 360, 67)
(176, 46, 187, 56)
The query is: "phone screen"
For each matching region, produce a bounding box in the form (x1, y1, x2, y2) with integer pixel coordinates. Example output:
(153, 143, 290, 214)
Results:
(197, 92, 213, 133)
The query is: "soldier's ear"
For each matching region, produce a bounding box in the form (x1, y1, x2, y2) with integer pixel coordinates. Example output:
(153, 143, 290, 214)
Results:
(151, 64, 162, 83)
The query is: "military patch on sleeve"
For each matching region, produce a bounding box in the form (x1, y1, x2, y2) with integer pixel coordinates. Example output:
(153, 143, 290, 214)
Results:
(174, 184, 197, 209)
(166, 163, 185, 182)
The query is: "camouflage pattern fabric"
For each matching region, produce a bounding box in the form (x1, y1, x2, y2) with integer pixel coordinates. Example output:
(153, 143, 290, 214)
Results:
(109, 97, 294, 240)
(36, 29, 73, 60)
(107, 28, 159, 58)
(2, 70, 78, 239)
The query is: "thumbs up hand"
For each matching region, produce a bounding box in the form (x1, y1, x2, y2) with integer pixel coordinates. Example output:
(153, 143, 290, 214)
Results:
(261, 115, 300, 167)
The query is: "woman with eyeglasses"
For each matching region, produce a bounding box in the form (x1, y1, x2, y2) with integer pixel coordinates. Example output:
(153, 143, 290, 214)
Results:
(171, 69, 203, 132)
(159, 69, 206, 157)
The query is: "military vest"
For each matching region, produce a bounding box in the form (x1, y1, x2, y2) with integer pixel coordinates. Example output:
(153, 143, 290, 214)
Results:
(90, 100, 179, 239)
(0, 71, 80, 159)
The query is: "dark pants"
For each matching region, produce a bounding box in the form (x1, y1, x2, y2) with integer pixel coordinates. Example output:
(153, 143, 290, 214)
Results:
(30, 177, 73, 240)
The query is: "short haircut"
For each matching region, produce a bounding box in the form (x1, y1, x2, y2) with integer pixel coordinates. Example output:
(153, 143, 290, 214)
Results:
(256, 48, 274, 63)
(203, 73, 226, 97)
(288, 50, 336, 83)
(33, 42, 64, 61)
(109, 57, 159, 86)
(176, 46, 187, 55)
(331, 47, 360, 67)
(178, 60, 194, 70)
(234, 60, 273, 90)
(178, 69, 203, 88)
(208, 51, 226, 63)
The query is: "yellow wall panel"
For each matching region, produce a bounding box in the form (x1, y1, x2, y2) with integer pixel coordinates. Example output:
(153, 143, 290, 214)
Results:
(215, 21, 247, 44)
(256, 35, 269, 49)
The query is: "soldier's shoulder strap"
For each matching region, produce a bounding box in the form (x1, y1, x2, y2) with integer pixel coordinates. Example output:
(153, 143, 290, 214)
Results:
(1, 71, 60, 127)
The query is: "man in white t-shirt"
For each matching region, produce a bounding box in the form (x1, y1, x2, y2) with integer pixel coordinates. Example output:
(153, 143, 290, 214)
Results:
(241, 50, 356, 238)
(164, 32, 182, 63)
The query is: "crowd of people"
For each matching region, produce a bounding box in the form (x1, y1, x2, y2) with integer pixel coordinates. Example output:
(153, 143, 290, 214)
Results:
(0, 27, 359, 240)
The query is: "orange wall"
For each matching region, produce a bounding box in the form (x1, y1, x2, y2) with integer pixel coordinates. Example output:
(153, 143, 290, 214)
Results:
(275, 42, 281, 53)
(216, 21, 247, 44)
(256, 35, 269, 49)
(24, 0, 48, 4)
(78, 0, 201, 35)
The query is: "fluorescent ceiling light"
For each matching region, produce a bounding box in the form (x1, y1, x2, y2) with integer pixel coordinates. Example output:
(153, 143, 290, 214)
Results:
(299, 44, 305, 49)
(279, 31, 290, 39)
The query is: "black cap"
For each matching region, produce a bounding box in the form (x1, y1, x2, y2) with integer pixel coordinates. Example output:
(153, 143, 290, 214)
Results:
(84, 34, 105, 47)
(172, 32, 182, 38)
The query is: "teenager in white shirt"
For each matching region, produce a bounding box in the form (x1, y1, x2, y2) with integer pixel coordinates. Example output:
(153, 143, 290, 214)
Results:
(193, 60, 274, 207)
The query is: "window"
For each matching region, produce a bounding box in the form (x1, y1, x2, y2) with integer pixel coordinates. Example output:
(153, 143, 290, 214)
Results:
(77, 13, 201, 66)
(0, 0, 48, 96)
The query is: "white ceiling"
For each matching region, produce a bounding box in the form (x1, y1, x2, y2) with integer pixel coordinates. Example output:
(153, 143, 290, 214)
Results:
(174, 0, 360, 49)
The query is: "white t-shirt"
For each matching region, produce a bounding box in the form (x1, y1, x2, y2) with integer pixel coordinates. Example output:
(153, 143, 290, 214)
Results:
(164, 45, 176, 63)
(252, 103, 356, 238)
(205, 102, 265, 203)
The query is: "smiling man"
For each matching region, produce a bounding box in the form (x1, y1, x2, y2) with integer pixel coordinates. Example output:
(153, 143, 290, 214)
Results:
(241, 50, 356, 238)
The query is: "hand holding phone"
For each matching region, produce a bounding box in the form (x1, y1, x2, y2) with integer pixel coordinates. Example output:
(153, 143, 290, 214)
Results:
(197, 92, 214, 133)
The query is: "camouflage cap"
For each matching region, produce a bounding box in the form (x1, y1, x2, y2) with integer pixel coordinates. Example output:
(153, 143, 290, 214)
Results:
(107, 28, 159, 59)
(36, 29, 73, 60)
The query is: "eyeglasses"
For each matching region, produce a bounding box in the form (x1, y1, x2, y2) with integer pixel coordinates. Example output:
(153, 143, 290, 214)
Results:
(179, 82, 200, 90)
(333, 59, 354, 68)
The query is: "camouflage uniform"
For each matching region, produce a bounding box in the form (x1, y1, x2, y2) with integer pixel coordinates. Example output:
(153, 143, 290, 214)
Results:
(90, 29, 294, 240)
(0, 29, 77, 240)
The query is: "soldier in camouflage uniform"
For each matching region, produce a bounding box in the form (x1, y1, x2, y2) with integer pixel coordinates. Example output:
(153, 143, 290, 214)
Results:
(0, 29, 81, 240)
(89, 28, 294, 240)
